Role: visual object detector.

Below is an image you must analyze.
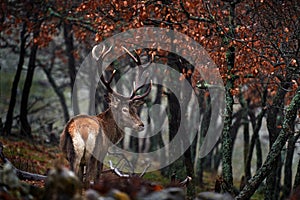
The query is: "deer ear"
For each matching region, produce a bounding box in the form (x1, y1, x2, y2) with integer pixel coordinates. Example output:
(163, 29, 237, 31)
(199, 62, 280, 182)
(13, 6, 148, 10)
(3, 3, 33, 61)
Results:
(108, 93, 120, 108)
(132, 100, 144, 108)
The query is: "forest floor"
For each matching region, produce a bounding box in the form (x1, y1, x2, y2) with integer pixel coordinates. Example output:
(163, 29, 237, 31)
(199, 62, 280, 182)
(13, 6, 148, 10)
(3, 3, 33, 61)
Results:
(0, 135, 215, 186)
(0, 136, 264, 199)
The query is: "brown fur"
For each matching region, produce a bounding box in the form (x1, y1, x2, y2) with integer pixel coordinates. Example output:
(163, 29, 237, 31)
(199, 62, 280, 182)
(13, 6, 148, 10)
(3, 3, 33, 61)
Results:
(60, 119, 74, 162)
(60, 101, 145, 184)
(60, 45, 152, 184)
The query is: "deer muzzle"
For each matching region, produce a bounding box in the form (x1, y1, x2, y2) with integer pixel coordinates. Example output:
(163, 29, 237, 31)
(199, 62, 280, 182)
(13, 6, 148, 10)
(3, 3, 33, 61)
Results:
(135, 123, 144, 131)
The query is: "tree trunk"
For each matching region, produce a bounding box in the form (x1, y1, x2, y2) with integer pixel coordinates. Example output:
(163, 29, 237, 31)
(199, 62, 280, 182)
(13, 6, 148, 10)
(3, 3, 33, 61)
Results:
(165, 90, 181, 177)
(20, 24, 40, 137)
(63, 22, 79, 115)
(255, 137, 262, 171)
(181, 80, 195, 198)
(239, 94, 250, 182)
(265, 69, 293, 200)
(245, 83, 267, 180)
(281, 134, 300, 199)
(245, 110, 265, 179)
(221, 0, 237, 193)
(236, 87, 300, 199)
(4, 23, 27, 136)
(161, 51, 182, 177)
(221, 44, 235, 194)
(197, 95, 211, 184)
(148, 84, 165, 153)
(221, 80, 234, 193)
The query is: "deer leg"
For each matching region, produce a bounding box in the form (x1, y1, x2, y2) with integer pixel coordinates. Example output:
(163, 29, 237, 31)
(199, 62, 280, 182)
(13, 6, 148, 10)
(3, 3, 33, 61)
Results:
(96, 160, 103, 181)
(85, 155, 97, 183)
(72, 133, 85, 181)
(87, 153, 102, 183)
(95, 150, 107, 182)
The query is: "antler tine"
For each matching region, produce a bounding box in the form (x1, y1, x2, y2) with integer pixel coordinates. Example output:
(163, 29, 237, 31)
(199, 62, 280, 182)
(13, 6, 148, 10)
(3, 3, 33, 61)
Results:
(130, 80, 152, 101)
(122, 46, 142, 65)
(100, 70, 131, 99)
(130, 75, 148, 99)
(98, 45, 127, 98)
(137, 50, 153, 84)
(100, 70, 116, 93)
(101, 46, 113, 60)
(92, 44, 112, 62)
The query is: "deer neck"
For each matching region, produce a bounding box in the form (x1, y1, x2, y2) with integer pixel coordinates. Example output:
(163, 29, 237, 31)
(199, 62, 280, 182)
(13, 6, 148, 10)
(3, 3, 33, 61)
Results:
(96, 108, 125, 144)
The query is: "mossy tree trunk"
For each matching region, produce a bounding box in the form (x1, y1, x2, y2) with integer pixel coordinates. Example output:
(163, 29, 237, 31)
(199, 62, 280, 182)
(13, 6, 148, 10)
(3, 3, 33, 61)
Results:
(221, 74, 234, 192)
(220, 1, 239, 193)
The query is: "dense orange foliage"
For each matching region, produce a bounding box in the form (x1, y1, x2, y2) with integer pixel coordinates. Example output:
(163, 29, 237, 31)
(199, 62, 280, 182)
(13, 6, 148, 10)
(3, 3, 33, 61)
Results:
(1, 0, 299, 107)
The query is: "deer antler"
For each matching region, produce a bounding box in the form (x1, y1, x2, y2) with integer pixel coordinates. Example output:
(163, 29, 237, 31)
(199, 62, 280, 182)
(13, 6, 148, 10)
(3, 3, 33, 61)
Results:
(93, 45, 128, 99)
(95, 45, 152, 100)
(122, 46, 152, 82)
(92, 45, 112, 62)
(122, 46, 152, 101)
(130, 80, 152, 101)
(100, 69, 116, 94)
(121, 46, 142, 65)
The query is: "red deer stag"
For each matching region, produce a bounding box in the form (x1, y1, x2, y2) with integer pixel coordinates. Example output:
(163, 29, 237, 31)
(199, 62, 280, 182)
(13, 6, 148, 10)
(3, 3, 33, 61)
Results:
(60, 45, 152, 183)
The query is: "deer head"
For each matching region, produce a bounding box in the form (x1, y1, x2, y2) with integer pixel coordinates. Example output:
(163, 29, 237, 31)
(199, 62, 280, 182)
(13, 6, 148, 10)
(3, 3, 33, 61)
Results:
(96, 45, 152, 132)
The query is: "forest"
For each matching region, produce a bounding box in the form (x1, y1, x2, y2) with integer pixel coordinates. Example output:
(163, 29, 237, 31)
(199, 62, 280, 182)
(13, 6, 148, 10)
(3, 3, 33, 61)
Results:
(0, 0, 300, 200)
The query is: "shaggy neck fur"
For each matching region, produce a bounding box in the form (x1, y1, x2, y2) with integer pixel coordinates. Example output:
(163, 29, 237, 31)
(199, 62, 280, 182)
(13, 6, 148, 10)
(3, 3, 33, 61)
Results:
(96, 108, 125, 144)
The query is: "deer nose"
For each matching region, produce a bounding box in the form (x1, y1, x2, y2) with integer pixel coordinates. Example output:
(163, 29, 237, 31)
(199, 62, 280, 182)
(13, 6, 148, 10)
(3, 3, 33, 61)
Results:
(137, 123, 144, 131)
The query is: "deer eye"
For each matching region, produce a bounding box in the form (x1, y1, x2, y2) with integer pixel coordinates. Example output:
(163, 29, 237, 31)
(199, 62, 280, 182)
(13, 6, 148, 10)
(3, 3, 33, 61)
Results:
(122, 107, 129, 113)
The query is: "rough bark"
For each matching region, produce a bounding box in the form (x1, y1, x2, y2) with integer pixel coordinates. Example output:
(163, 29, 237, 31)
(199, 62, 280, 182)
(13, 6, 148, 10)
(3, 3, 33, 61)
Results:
(221, 41, 236, 194)
(221, 1, 237, 193)
(221, 77, 234, 193)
